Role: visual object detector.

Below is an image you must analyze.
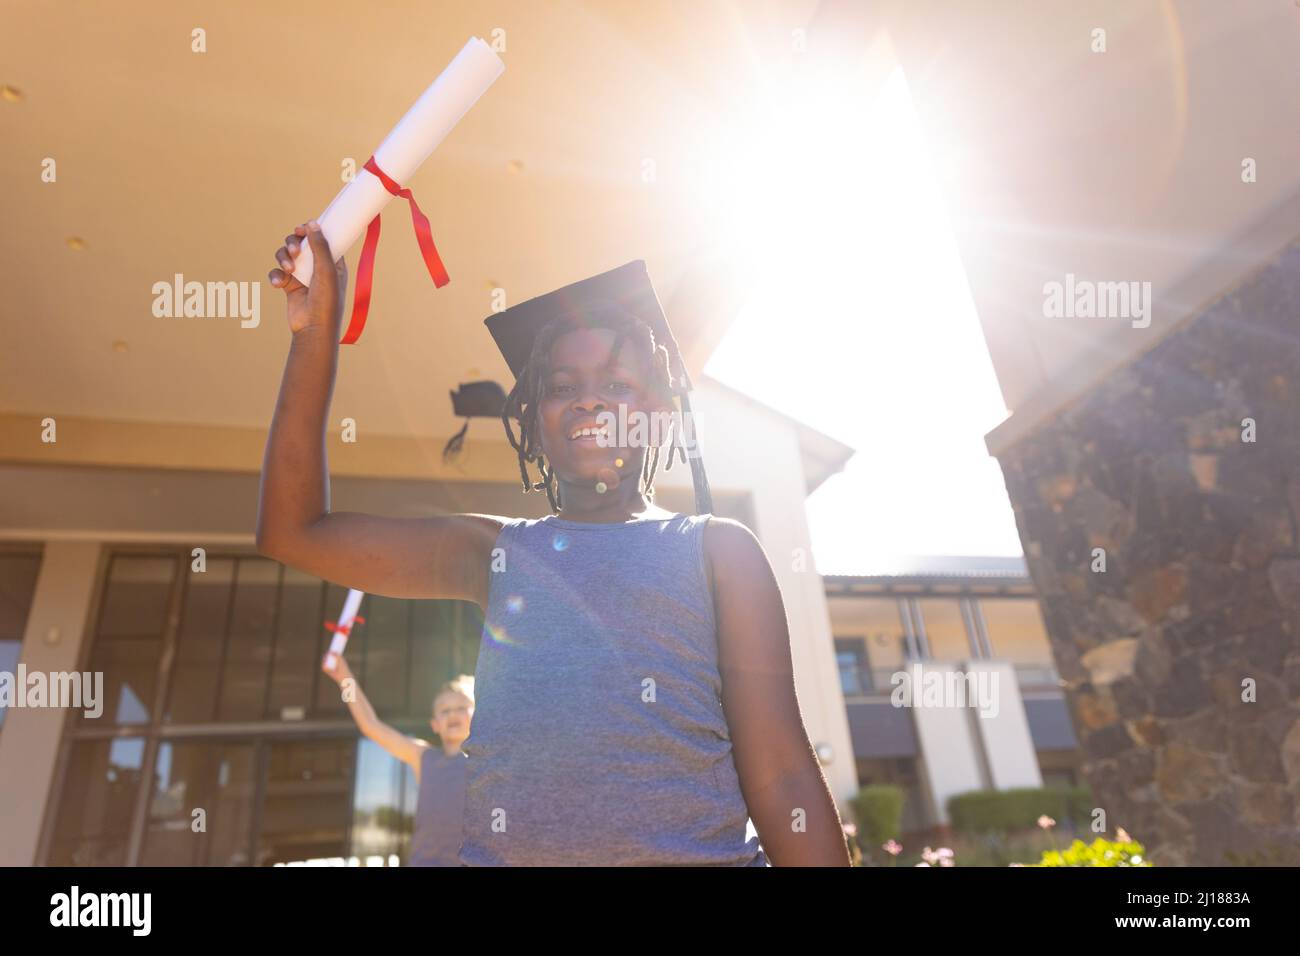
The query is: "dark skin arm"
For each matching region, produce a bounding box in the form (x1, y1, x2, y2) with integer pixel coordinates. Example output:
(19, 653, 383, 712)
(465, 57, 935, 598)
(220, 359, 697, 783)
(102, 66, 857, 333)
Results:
(706, 517, 851, 866)
(256, 221, 502, 604)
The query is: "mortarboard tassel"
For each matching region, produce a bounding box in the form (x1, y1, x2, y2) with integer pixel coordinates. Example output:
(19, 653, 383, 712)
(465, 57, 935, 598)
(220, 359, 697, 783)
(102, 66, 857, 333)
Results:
(676, 389, 714, 516)
(442, 419, 471, 463)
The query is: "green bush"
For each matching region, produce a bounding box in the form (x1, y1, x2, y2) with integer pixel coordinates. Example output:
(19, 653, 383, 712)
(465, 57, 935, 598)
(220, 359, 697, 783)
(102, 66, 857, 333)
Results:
(852, 785, 905, 847)
(948, 786, 1092, 834)
(1037, 836, 1151, 866)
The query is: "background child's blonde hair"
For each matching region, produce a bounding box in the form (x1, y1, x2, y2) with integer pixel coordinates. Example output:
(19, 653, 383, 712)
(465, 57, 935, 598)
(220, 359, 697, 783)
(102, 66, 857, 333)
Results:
(433, 674, 475, 709)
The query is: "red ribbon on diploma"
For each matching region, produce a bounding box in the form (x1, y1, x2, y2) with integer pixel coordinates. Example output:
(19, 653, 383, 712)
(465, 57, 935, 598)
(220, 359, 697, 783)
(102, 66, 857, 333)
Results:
(324, 615, 366, 637)
(340, 156, 451, 345)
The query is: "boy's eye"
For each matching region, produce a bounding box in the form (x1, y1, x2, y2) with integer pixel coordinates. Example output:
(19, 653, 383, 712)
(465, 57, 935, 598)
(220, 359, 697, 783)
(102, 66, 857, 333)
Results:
(548, 383, 575, 395)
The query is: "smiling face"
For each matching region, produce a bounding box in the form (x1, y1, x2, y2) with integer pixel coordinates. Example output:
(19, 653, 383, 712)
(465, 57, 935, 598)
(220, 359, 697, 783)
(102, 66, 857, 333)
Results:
(536, 326, 673, 486)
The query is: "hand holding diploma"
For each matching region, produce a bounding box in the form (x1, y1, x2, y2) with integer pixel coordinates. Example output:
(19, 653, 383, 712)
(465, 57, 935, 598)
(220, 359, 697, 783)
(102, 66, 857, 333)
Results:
(274, 36, 505, 344)
(269, 221, 347, 339)
(321, 649, 355, 687)
(322, 588, 366, 673)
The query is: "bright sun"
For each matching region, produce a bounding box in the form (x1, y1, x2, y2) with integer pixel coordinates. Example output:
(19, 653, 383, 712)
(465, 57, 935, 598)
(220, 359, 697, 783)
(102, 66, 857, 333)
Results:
(696, 64, 1023, 569)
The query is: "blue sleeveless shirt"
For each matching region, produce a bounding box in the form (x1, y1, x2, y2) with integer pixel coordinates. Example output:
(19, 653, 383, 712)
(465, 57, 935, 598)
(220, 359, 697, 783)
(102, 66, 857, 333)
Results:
(408, 747, 467, 866)
(459, 512, 767, 866)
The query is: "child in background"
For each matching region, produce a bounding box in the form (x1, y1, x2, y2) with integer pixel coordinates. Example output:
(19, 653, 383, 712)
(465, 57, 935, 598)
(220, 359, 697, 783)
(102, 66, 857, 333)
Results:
(322, 654, 472, 867)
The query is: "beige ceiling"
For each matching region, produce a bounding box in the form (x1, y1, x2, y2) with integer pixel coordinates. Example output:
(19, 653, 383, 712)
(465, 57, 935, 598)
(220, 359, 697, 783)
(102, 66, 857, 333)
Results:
(1, 0, 820, 439)
(6, 0, 1295, 452)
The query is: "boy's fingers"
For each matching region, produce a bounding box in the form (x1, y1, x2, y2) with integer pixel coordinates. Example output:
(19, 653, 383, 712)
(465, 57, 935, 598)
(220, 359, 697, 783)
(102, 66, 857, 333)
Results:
(274, 245, 294, 272)
(304, 220, 338, 296)
(268, 267, 303, 292)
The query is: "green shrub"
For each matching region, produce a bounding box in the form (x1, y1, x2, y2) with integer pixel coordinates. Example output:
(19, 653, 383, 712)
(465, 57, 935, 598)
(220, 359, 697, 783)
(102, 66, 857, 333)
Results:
(948, 786, 1092, 834)
(852, 785, 905, 847)
(1036, 836, 1151, 866)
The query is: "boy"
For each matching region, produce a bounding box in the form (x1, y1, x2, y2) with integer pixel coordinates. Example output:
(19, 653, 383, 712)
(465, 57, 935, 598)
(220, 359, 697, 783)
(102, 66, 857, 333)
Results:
(260, 221, 849, 865)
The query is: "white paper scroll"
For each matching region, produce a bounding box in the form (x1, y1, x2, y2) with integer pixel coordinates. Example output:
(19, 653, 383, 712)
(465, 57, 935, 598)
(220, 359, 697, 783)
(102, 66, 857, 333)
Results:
(323, 588, 365, 672)
(291, 36, 505, 287)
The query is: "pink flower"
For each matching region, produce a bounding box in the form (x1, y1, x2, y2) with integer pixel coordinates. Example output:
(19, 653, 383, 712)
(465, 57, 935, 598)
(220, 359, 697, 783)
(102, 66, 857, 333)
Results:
(1037, 815, 1056, 830)
(842, 823, 858, 838)
(882, 840, 902, 856)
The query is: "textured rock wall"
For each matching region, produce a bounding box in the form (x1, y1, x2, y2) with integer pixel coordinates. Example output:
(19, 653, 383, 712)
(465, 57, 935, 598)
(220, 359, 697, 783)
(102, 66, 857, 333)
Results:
(996, 241, 1300, 865)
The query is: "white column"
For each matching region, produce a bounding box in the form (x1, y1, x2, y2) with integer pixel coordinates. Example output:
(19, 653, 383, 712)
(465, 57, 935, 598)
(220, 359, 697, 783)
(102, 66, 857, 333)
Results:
(907, 664, 987, 826)
(966, 659, 1043, 790)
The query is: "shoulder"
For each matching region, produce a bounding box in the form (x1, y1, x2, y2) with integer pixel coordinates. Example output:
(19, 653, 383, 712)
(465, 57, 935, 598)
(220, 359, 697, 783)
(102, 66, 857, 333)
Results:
(701, 515, 765, 563)
(409, 737, 432, 780)
(453, 513, 512, 539)
(447, 513, 520, 566)
(700, 516, 771, 598)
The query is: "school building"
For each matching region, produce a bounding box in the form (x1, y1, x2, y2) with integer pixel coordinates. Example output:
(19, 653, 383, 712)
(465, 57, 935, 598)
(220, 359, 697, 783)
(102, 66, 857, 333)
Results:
(826, 559, 1080, 836)
(0, 370, 1078, 863)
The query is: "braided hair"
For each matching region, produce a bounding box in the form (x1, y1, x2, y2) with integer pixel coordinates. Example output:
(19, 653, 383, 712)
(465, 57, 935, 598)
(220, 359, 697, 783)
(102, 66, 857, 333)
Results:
(499, 307, 692, 514)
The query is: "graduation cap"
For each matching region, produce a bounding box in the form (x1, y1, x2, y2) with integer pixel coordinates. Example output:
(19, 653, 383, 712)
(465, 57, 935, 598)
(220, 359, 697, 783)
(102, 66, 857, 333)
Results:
(443, 380, 508, 463)
(483, 260, 713, 514)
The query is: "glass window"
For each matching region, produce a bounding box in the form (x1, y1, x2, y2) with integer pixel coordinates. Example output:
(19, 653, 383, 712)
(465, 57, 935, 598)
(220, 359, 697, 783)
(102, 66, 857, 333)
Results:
(915, 598, 974, 661)
(256, 738, 355, 865)
(140, 740, 256, 865)
(267, 567, 325, 720)
(410, 600, 456, 720)
(85, 638, 158, 726)
(350, 737, 415, 863)
(979, 598, 1059, 686)
(455, 602, 484, 676)
(47, 546, 502, 867)
(836, 638, 869, 696)
(47, 738, 146, 866)
(218, 559, 280, 721)
(97, 556, 175, 638)
(166, 559, 235, 724)
(848, 598, 908, 689)
(0, 552, 42, 639)
(83, 556, 176, 726)
(0, 552, 42, 733)
(361, 594, 412, 719)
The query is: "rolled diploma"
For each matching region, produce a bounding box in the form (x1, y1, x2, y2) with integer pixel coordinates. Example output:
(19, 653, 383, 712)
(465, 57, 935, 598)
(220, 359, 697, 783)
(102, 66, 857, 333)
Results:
(292, 36, 505, 288)
(324, 587, 365, 671)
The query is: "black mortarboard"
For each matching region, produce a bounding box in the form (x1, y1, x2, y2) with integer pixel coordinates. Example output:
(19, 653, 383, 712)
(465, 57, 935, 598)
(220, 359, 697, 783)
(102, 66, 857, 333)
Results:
(443, 380, 508, 463)
(451, 380, 508, 419)
(483, 260, 713, 514)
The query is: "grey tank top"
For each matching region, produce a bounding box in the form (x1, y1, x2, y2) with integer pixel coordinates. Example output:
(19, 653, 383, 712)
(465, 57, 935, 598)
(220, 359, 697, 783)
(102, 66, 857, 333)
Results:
(459, 512, 767, 866)
(408, 747, 467, 866)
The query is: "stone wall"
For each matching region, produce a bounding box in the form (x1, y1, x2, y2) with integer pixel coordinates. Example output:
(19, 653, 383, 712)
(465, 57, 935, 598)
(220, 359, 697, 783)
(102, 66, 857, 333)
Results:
(995, 240, 1300, 865)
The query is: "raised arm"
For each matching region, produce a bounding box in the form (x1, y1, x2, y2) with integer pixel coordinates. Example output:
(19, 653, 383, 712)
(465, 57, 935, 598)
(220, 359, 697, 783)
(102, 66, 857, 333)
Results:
(322, 654, 427, 776)
(255, 221, 503, 604)
(706, 517, 851, 866)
